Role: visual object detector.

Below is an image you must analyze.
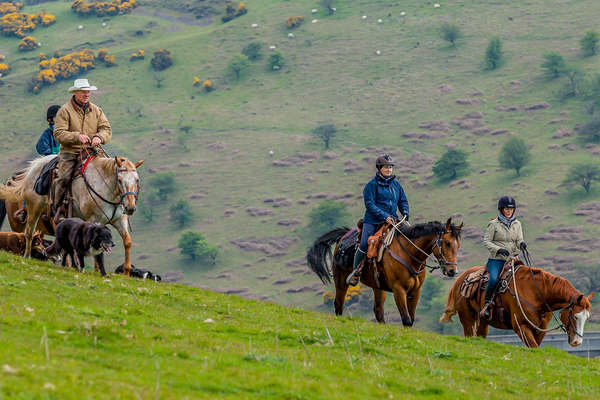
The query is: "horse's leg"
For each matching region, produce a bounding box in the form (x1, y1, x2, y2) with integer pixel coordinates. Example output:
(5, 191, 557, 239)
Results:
(476, 322, 489, 338)
(391, 284, 412, 327)
(333, 266, 349, 316)
(515, 324, 538, 348)
(406, 278, 424, 323)
(533, 330, 547, 346)
(23, 200, 43, 258)
(458, 311, 476, 337)
(373, 288, 387, 323)
(112, 216, 132, 276)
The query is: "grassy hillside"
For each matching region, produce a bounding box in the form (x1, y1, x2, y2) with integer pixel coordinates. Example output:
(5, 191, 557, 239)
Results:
(0, 252, 598, 399)
(1, 0, 600, 326)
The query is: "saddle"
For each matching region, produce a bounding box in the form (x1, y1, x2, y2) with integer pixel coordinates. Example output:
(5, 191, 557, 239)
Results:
(367, 223, 389, 261)
(33, 156, 59, 195)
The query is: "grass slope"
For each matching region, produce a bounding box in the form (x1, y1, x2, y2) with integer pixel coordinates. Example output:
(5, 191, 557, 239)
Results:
(0, 252, 599, 399)
(1, 0, 600, 324)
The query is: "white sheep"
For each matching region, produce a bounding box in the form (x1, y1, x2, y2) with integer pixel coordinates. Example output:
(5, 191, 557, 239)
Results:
(375, 50, 381, 55)
(251, 23, 259, 28)
(77, 25, 83, 30)
(311, 9, 317, 13)
(400, 11, 406, 16)
(269, 45, 277, 50)
(288, 33, 295, 38)
(101, 22, 107, 27)
(377, 19, 383, 24)
(362, 15, 367, 20)
(312, 19, 318, 23)
(269, 150, 274, 156)
(434, 3, 441, 8)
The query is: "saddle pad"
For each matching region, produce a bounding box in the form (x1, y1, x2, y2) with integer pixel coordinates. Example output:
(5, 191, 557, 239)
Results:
(335, 228, 359, 266)
(33, 156, 59, 196)
(367, 225, 387, 259)
(460, 268, 488, 299)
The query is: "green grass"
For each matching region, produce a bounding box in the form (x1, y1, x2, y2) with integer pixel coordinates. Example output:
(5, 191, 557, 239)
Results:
(0, 251, 598, 399)
(1, 0, 600, 326)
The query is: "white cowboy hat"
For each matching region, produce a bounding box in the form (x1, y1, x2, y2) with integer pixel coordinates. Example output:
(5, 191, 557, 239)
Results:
(68, 78, 97, 92)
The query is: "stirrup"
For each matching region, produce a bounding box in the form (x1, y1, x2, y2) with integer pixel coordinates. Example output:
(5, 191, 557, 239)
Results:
(480, 302, 493, 321)
(346, 270, 360, 286)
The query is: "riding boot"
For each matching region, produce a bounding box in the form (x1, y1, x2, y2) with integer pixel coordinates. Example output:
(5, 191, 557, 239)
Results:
(13, 207, 27, 224)
(480, 288, 495, 321)
(346, 248, 365, 286)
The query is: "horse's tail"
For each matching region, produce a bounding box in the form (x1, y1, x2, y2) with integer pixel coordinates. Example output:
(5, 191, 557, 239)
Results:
(0, 173, 27, 203)
(440, 276, 460, 323)
(0, 199, 5, 230)
(306, 227, 350, 285)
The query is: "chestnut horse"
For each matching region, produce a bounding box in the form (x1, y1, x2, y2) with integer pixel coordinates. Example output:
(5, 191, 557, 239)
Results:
(0, 199, 54, 235)
(440, 261, 594, 348)
(307, 219, 462, 326)
(0, 153, 143, 276)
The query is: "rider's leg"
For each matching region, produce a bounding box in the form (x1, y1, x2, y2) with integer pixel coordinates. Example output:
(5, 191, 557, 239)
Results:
(346, 223, 375, 286)
(480, 259, 504, 319)
(52, 153, 77, 217)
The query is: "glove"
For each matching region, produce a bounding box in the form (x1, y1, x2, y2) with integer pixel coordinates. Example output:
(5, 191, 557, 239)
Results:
(403, 214, 409, 222)
(496, 249, 510, 257)
(520, 242, 527, 251)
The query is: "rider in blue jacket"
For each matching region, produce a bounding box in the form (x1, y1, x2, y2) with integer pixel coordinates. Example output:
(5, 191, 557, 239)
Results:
(14, 105, 61, 224)
(346, 154, 409, 286)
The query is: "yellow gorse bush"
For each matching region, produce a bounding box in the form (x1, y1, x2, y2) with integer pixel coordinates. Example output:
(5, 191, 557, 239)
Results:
(71, 0, 137, 17)
(97, 48, 108, 61)
(0, 10, 56, 38)
(0, 62, 9, 75)
(286, 16, 303, 29)
(202, 79, 213, 92)
(103, 54, 116, 67)
(192, 76, 201, 86)
(17, 35, 37, 51)
(32, 49, 95, 93)
(130, 49, 144, 61)
(0, 2, 22, 17)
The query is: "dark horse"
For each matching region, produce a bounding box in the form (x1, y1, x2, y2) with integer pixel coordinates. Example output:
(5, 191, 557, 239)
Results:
(307, 218, 462, 326)
(440, 261, 594, 348)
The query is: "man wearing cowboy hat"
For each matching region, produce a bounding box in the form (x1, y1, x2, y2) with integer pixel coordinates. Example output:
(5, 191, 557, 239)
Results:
(51, 78, 112, 220)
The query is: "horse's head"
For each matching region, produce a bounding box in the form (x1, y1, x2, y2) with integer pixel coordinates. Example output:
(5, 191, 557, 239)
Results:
(115, 157, 144, 215)
(431, 218, 462, 278)
(560, 292, 594, 347)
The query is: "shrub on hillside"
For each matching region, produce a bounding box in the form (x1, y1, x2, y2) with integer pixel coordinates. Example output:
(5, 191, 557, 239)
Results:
(242, 42, 261, 61)
(17, 35, 37, 51)
(97, 48, 108, 61)
(227, 53, 249, 80)
(308, 200, 350, 235)
(71, 0, 137, 17)
(0, 10, 55, 38)
(178, 231, 218, 264)
(541, 52, 566, 79)
(321, 0, 336, 15)
(0, 2, 23, 17)
(498, 137, 530, 176)
(433, 149, 469, 181)
(484, 36, 503, 70)
(440, 22, 461, 47)
(563, 163, 600, 193)
(312, 124, 337, 149)
(130, 49, 144, 61)
(30, 49, 95, 93)
(222, 1, 247, 23)
(151, 49, 172, 71)
(103, 54, 116, 67)
(192, 76, 201, 87)
(576, 113, 600, 142)
(580, 30, 600, 57)
(286, 16, 304, 29)
(148, 171, 176, 201)
(170, 199, 195, 228)
(0, 60, 9, 76)
(267, 51, 284, 71)
(202, 79, 213, 92)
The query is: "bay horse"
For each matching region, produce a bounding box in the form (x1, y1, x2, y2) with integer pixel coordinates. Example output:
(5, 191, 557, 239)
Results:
(307, 218, 462, 326)
(0, 153, 143, 276)
(440, 261, 594, 348)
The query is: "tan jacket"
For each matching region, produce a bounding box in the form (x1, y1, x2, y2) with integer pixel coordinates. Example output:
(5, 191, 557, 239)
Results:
(483, 217, 524, 261)
(54, 98, 112, 154)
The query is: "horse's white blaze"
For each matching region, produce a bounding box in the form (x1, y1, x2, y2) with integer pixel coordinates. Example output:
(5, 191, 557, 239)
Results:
(571, 309, 590, 345)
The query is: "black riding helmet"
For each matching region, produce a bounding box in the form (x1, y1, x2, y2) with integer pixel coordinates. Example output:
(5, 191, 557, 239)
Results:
(375, 154, 395, 170)
(498, 195, 516, 210)
(46, 104, 61, 121)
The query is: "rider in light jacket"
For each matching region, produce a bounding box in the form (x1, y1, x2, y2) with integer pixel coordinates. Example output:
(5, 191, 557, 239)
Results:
(346, 154, 409, 286)
(480, 195, 527, 320)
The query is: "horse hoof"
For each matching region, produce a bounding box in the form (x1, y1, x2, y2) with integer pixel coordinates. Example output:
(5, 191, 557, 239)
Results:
(402, 317, 413, 327)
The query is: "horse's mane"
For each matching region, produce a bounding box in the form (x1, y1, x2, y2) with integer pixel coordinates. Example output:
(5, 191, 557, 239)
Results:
(400, 221, 462, 239)
(528, 267, 579, 302)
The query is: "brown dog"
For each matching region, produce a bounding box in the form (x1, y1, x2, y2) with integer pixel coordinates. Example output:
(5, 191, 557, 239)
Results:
(0, 231, 47, 260)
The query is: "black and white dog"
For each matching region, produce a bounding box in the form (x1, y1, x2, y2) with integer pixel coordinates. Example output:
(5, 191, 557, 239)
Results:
(115, 264, 162, 281)
(46, 218, 115, 276)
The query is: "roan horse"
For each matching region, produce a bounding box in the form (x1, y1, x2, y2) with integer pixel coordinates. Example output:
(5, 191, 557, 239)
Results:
(307, 219, 462, 326)
(440, 260, 594, 348)
(0, 152, 143, 275)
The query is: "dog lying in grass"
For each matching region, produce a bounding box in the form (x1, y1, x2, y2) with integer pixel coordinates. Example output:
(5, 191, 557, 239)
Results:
(115, 264, 162, 281)
(46, 218, 115, 276)
(0, 231, 47, 260)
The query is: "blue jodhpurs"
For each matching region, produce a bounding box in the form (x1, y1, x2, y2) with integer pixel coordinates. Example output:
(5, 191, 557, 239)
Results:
(485, 258, 506, 298)
(358, 223, 377, 253)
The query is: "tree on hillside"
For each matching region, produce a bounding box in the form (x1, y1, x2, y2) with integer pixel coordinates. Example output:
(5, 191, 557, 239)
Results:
(148, 172, 176, 201)
(575, 265, 600, 293)
(309, 200, 350, 235)
(541, 52, 567, 79)
(321, 0, 336, 15)
(499, 137, 531, 176)
(484, 36, 503, 70)
(140, 191, 160, 223)
(267, 51, 284, 71)
(440, 23, 461, 47)
(242, 42, 262, 61)
(170, 199, 195, 228)
(178, 231, 218, 264)
(432, 149, 469, 181)
(580, 30, 600, 57)
(576, 114, 600, 142)
(312, 124, 337, 149)
(228, 53, 250, 80)
(563, 163, 600, 193)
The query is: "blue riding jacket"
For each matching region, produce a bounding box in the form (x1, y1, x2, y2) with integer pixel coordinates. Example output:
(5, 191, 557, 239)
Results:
(362, 173, 409, 225)
(35, 126, 60, 156)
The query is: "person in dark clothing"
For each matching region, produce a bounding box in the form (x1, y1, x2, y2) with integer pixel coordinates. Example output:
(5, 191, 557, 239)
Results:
(13, 105, 61, 224)
(346, 154, 409, 286)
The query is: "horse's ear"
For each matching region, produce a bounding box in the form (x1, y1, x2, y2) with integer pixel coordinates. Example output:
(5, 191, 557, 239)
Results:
(134, 160, 145, 169)
(445, 218, 452, 230)
(458, 222, 464, 230)
(588, 292, 595, 302)
(115, 157, 122, 167)
(577, 294, 584, 304)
